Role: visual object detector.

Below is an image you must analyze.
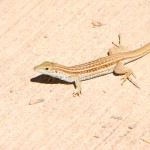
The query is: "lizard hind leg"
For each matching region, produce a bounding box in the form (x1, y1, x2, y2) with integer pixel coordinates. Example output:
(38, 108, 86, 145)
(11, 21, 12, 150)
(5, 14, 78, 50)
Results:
(108, 34, 128, 55)
(114, 61, 140, 89)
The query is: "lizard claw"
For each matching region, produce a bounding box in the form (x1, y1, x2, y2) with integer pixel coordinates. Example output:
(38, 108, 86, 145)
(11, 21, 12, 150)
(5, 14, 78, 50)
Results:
(121, 74, 140, 89)
(73, 89, 81, 97)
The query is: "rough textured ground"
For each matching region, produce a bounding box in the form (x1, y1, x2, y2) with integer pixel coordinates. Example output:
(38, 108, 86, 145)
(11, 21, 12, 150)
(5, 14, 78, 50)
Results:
(0, 0, 150, 150)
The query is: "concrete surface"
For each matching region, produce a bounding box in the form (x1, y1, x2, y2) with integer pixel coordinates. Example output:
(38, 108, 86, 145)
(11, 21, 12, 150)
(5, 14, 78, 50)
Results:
(0, 0, 150, 149)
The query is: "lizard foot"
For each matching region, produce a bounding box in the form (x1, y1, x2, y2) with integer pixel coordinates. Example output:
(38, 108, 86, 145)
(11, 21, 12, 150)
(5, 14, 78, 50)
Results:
(121, 72, 140, 89)
(73, 89, 81, 97)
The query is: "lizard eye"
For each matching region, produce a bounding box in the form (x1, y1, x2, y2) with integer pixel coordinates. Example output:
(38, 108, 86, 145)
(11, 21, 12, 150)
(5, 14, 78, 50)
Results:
(55, 70, 58, 73)
(45, 67, 49, 70)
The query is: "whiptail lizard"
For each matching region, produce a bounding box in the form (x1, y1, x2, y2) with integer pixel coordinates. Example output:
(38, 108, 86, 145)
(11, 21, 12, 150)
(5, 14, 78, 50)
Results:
(34, 35, 150, 96)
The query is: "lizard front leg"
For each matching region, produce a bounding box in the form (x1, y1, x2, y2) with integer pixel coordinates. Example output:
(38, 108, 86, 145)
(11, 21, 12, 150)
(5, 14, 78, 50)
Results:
(113, 61, 140, 89)
(73, 76, 82, 96)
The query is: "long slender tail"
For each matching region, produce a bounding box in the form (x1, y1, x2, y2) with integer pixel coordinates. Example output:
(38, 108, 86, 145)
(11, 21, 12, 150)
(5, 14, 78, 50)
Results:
(123, 42, 150, 64)
(127, 42, 150, 58)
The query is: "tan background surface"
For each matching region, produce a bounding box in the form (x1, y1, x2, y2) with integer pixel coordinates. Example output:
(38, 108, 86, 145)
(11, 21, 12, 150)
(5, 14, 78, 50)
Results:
(0, 0, 150, 149)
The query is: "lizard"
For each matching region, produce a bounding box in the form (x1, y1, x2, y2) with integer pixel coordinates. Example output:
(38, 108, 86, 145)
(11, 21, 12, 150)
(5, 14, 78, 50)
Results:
(34, 35, 150, 96)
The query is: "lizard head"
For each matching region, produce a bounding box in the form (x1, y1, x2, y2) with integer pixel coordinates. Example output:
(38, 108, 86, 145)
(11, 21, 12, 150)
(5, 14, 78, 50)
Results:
(34, 61, 73, 82)
(34, 61, 70, 81)
(34, 61, 57, 74)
